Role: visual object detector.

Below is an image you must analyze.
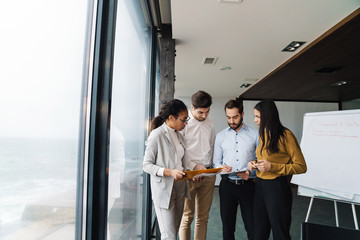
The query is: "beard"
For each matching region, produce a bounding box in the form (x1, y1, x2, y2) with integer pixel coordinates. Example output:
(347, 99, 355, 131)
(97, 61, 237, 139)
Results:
(228, 117, 243, 131)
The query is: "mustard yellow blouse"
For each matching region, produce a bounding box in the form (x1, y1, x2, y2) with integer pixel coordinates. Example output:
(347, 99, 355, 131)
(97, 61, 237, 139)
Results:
(256, 129, 307, 180)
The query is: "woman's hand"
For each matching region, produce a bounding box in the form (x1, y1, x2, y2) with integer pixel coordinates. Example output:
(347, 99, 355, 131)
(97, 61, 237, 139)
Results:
(248, 160, 257, 171)
(256, 160, 271, 172)
(165, 169, 185, 180)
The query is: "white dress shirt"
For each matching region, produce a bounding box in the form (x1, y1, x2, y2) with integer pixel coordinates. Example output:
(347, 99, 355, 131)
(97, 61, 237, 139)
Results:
(181, 110, 215, 170)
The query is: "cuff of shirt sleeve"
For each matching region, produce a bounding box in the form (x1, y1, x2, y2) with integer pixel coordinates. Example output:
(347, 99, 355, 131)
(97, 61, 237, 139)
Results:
(250, 169, 256, 177)
(213, 164, 222, 169)
(270, 162, 281, 173)
(156, 168, 165, 177)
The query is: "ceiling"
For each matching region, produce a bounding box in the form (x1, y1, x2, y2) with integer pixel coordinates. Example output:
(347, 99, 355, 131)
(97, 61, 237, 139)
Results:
(162, 0, 360, 102)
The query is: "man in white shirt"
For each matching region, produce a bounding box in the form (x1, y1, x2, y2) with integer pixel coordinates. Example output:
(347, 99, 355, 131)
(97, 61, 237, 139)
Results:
(179, 91, 216, 240)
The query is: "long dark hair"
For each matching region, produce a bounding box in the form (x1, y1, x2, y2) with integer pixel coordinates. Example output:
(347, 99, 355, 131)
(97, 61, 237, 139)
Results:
(254, 100, 287, 154)
(150, 99, 187, 131)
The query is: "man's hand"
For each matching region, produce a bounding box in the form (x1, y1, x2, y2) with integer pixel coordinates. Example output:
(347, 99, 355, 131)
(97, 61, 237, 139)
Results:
(192, 176, 204, 182)
(237, 170, 250, 180)
(194, 164, 206, 170)
(222, 164, 232, 173)
(248, 160, 257, 171)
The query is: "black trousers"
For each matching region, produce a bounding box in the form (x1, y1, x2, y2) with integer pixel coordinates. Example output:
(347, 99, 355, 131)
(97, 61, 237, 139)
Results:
(254, 176, 293, 240)
(219, 178, 255, 240)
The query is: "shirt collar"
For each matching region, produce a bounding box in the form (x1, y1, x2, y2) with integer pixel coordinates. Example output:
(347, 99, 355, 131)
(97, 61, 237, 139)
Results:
(189, 109, 211, 123)
(189, 110, 197, 121)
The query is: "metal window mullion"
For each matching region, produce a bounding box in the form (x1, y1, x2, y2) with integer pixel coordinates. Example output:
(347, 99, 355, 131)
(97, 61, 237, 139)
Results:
(86, 0, 118, 239)
(141, 26, 157, 240)
(76, 0, 98, 238)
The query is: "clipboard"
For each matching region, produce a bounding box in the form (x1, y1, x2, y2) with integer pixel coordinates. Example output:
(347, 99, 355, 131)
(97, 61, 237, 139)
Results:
(221, 169, 248, 177)
(175, 167, 223, 181)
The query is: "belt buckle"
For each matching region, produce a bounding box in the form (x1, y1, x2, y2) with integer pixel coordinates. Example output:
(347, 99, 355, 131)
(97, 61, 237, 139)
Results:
(234, 179, 244, 185)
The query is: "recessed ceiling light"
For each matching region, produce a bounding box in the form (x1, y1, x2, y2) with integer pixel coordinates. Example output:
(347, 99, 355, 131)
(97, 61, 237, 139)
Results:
(220, 66, 231, 71)
(331, 81, 350, 87)
(282, 41, 306, 52)
(240, 83, 251, 88)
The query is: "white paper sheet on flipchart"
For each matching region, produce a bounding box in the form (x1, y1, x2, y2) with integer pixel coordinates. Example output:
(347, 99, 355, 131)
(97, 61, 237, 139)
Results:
(298, 185, 355, 200)
(297, 185, 360, 202)
(291, 110, 360, 195)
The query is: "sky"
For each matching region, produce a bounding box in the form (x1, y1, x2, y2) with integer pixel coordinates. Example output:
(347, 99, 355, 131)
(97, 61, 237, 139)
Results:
(0, 0, 88, 139)
(0, 0, 152, 143)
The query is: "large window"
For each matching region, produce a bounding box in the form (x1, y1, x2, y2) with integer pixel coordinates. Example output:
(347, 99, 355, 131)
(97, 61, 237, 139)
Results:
(0, 0, 154, 239)
(107, 0, 152, 239)
(0, 0, 88, 239)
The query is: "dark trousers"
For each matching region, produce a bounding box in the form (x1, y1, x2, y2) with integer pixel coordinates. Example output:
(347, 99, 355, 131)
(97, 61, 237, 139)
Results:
(254, 176, 293, 240)
(219, 178, 255, 240)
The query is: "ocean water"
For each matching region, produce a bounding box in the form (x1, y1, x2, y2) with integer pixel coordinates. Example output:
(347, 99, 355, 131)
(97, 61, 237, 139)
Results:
(0, 137, 78, 226)
(0, 136, 146, 239)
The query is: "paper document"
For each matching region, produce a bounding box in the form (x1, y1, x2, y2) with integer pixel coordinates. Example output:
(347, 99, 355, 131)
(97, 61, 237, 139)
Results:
(175, 167, 223, 181)
(221, 168, 248, 177)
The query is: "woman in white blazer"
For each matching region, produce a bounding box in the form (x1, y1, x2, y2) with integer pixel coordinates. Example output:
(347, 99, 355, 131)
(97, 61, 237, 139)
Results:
(143, 99, 191, 240)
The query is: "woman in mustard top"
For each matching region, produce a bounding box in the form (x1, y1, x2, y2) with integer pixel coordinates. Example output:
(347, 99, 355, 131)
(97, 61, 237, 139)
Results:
(248, 100, 307, 240)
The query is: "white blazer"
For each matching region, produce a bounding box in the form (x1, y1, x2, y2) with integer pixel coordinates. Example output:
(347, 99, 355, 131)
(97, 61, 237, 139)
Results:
(143, 122, 190, 209)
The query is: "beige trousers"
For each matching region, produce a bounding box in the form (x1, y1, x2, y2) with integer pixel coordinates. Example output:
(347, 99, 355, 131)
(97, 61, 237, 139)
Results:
(179, 176, 216, 240)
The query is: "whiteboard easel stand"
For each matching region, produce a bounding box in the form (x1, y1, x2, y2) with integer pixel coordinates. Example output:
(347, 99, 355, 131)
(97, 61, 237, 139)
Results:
(305, 196, 359, 230)
(304, 197, 314, 222)
(352, 203, 359, 230)
(334, 201, 339, 227)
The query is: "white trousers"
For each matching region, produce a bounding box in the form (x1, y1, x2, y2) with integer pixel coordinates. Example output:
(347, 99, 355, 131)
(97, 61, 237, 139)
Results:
(154, 181, 186, 240)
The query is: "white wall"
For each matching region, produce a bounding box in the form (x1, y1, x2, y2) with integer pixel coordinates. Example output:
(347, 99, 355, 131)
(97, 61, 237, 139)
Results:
(178, 97, 338, 141)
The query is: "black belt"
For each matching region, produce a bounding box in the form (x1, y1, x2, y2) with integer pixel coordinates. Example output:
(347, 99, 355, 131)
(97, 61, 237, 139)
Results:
(221, 175, 254, 185)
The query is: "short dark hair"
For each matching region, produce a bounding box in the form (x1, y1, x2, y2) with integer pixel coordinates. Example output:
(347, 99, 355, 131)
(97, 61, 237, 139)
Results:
(191, 90, 212, 109)
(224, 98, 243, 113)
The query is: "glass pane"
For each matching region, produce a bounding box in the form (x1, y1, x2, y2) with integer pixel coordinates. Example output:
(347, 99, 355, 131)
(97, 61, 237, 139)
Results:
(107, 0, 152, 239)
(0, 0, 88, 239)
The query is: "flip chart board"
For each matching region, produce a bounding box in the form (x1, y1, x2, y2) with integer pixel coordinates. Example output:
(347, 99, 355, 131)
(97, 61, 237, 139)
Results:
(291, 109, 360, 203)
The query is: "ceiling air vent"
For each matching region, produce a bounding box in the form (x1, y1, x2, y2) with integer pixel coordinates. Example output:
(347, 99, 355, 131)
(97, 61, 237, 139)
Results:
(314, 66, 342, 74)
(202, 57, 218, 65)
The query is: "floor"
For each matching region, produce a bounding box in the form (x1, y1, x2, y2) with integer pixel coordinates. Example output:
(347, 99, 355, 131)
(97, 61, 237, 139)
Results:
(188, 186, 360, 240)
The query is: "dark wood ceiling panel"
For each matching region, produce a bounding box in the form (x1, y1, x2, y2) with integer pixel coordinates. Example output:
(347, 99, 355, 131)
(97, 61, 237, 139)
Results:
(240, 8, 360, 102)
